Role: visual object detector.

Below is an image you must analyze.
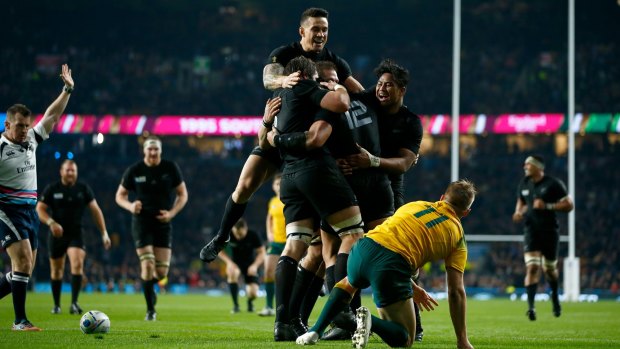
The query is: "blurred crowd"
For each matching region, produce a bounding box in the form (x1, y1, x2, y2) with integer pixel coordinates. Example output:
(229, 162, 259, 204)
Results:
(1, 0, 619, 295)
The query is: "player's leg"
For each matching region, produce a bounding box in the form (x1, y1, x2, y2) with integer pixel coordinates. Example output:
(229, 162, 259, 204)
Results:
(6, 240, 40, 330)
(226, 263, 242, 313)
(542, 237, 561, 317)
(259, 246, 280, 316)
(298, 240, 326, 326)
(2, 207, 42, 331)
(200, 153, 278, 262)
(67, 246, 86, 314)
(524, 250, 542, 321)
(369, 299, 416, 348)
(274, 219, 313, 341)
(48, 235, 67, 314)
(136, 244, 157, 320)
(245, 274, 260, 313)
(288, 242, 323, 333)
(152, 245, 172, 316)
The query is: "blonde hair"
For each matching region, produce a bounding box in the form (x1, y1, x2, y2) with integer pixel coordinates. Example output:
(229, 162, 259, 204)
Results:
(444, 179, 477, 213)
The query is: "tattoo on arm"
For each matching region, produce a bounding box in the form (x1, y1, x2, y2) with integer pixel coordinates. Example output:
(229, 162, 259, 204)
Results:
(263, 63, 285, 90)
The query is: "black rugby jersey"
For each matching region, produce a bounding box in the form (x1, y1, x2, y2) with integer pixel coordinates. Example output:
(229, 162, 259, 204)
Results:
(40, 181, 95, 235)
(267, 42, 352, 83)
(517, 175, 568, 233)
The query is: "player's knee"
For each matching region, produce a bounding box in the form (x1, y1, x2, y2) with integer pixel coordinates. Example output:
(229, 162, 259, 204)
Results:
(329, 213, 364, 237)
(382, 327, 410, 347)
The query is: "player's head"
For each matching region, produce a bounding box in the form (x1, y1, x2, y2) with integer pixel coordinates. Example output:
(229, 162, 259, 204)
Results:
(142, 135, 162, 166)
(374, 59, 409, 110)
(442, 179, 477, 218)
(299, 7, 329, 53)
(60, 159, 78, 185)
(284, 56, 318, 80)
(5, 104, 33, 144)
(232, 218, 248, 238)
(272, 173, 282, 197)
(524, 155, 545, 177)
(316, 61, 339, 84)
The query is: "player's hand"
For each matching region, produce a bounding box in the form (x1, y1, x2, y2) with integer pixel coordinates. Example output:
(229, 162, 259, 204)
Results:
(512, 212, 524, 223)
(131, 200, 142, 215)
(263, 97, 281, 124)
(60, 64, 74, 89)
(156, 210, 173, 223)
(102, 232, 112, 250)
(346, 145, 372, 170)
(282, 71, 300, 88)
(336, 158, 353, 176)
(50, 222, 64, 238)
(247, 265, 258, 276)
(532, 198, 545, 210)
(412, 283, 439, 312)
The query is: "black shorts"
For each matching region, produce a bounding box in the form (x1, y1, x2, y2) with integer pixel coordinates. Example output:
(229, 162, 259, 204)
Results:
(250, 146, 283, 169)
(131, 217, 173, 249)
(235, 262, 260, 284)
(524, 230, 559, 260)
(48, 231, 85, 259)
(347, 172, 394, 224)
(281, 158, 357, 224)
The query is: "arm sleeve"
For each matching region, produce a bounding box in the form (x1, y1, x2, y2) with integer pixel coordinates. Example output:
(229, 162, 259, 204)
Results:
(333, 55, 353, 83)
(120, 166, 135, 191)
(84, 183, 95, 203)
(398, 113, 423, 154)
(170, 161, 184, 187)
(40, 184, 53, 205)
(265, 45, 290, 66)
(293, 80, 328, 106)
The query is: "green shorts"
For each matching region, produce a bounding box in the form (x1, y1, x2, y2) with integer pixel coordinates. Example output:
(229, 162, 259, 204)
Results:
(347, 237, 413, 308)
(267, 241, 285, 256)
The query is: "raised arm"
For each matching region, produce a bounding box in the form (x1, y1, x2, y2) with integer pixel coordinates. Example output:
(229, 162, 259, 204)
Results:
(258, 97, 282, 150)
(39, 64, 74, 134)
(347, 146, 417, 174)
(319, 82, 350, 113)
(343, 75, 364, 93)
(88, 199, 111, 250)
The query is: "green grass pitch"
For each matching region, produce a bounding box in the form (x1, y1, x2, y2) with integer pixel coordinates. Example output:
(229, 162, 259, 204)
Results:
(0, 292, 618, 348)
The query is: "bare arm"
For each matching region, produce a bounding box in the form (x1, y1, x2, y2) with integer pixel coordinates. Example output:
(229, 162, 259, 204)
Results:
(39, 64, 74, 134)
(258, 97, 282, 150)
(343, 76, 364, 93)
(36, 201, 64, 237)
(157, 182, 188, 222)
(446, 267, 474, 349)
(347, 146, 417, 174)
(266, 120, 332, 150)
(115, 184, 141, 214)
(266, 212, 275, 243)
(533, 195, 574, 212)
(319, 84, 350, 113)
(263, 63, 301, 90)
(512, 197, 527, 223)
(248, 246, 267, 276)
(88, 199, 111, 250)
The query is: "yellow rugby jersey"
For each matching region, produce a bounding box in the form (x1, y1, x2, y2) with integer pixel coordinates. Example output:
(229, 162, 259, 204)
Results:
(268, 196, 287, 243)
(365, 200, 467, 273)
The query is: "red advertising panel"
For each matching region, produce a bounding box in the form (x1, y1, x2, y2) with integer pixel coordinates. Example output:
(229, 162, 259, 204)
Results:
(493, 114, 564, 133)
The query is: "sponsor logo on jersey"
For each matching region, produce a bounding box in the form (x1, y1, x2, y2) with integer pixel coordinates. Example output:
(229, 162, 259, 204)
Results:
(521, 189, 530, 196)
(53, 193, 64, 199)
(135, 176, 147, 183)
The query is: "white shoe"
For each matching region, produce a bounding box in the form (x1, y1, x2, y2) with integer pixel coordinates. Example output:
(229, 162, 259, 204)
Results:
(258, 307, 275, 316)
(352, 306, 371, 349)
(296, 331, 319, 345)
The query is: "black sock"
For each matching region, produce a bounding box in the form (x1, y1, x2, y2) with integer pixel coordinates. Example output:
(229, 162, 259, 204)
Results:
(300, 275, 325, 326)
(289, 266, 316, 321)
(275, 256, 298, 323)
(334, 253, 349, 282)
(215, 195, 247, 244)
(549, 279, 559, 299)
(51, 279, 62, 307)
(0, 272, 11, 299)
(229, 283, 239, 308)
(325, 266, 335, 292)
(71, 274, 82, 304)
(526, 283, 538, 310)
(11, 272, 29, 323)
(414, 302, 423, 332)
(350, 290, 362, 313)
(143, 279, 156, 312)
